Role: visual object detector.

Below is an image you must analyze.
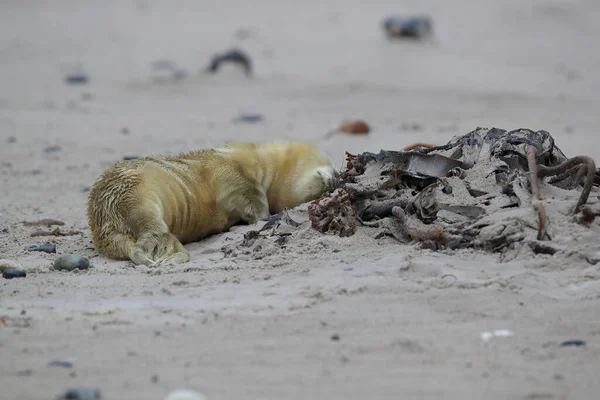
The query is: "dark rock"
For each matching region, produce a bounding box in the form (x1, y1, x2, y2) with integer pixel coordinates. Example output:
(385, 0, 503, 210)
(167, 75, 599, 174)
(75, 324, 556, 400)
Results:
(1, 227, 8, 233)
(560, 339, 586, 347)
(53, 255, 91, 271)
(232, 113, 263, 123)
(65, 73, 89, 85)
(382, 15, 433, 39)
(27, 242, 56, 253)
(3, 268, 26, 279)
(206, 48, 252, 77)
(331, 333, 340, 341)
(48, 360, 73, 368)
(55, 387, 101, 400)
(44, 145, 62, 153)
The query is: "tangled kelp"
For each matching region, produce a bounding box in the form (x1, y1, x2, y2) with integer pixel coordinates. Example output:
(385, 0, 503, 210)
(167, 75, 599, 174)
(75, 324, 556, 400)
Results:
(308, 127, 600, 255)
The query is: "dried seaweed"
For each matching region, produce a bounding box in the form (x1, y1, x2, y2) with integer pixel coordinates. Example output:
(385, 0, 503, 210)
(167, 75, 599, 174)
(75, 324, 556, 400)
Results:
(311, 127, 599, 254)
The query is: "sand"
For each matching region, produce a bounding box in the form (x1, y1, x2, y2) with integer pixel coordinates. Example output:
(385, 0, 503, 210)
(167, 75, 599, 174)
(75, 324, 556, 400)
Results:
(1, 0, 600, 399)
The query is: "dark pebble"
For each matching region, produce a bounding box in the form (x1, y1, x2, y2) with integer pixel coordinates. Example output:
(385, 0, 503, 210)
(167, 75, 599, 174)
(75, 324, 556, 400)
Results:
(120, 127, 129, 135)
(48, 360, 73, 368)
(560, 339, 586, 347)
(44, 145, 62, 153)
(7, 136, 16, 143)
(1, 227, 8, 233)
(3, 268, 26, 279)
(122, 155, 140, 160)
(331, 333, 340, 341)
(65, 73, 89, 85)
(233, 113, 263, 123)
(56, 387, 101, 400)
(27, 242, 56, 253)
(53, 255, 91, 271)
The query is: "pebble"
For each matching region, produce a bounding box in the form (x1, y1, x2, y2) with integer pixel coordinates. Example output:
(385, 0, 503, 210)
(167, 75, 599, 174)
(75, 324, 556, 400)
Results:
(65, 73, 89, 85)
(232, 113, 263, 123)
(53, 255, 91, 271)
(122, 155, 140, 160)
(48, 360, 73, 368)
(3, 268, 26, 279)
(55, 387, 101, 400)
(331, 333, 340, 341)
(44, 145, 63, 153)
(560, 339, 586, 347)
(338, 119, 370, 134)
(164, 389, 208, 400)
(7, 136, 16, 143)
(27, 242, 56, 253)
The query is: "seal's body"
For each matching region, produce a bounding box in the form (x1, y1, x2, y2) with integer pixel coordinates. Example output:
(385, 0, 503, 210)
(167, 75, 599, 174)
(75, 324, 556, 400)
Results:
(87, 141, 338, 266)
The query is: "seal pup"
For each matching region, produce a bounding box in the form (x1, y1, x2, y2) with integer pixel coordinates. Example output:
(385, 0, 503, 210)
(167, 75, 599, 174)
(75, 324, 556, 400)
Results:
(87, 141, 338, 266)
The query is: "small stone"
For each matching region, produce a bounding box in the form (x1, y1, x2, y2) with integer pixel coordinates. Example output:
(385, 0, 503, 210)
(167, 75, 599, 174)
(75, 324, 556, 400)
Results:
(338, 119, 370, 134)
(3, 268, 26, 279)
(122, 155, 140, 161)
(53, 255, 91, 271)
(151, 374, 159, 383)
(44, 145, 62, 153)
(7, 136, 16, 143)
(120, 127, 129, 135)
(232, 113, 263, 123)
(560, 339, 586, 347)
(48, 360, 73, 368)
(164, 389, 208, 400)
(55, 387, 101, 400)
(331, 333, 340, 341)
(27, 242, 56, 253)
(65, 73, 89, 85)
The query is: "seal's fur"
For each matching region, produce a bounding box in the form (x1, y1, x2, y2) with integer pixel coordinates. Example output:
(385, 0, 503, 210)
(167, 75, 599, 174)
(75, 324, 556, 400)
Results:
(87, 141, 338, 265)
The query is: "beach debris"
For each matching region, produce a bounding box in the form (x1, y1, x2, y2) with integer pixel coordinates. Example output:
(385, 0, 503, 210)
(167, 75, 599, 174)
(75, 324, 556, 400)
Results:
(2, 268, 26, 279)
(65, 73, 89, 85)
(260, 209, 301, 233)
(338, 119, 370, 134)
(232, 113, 263, 123)
(48, 360, 74, 368)
(205, 48, 252, 77)
(23, 219, 65, 227)
(27, 242, 57, 253)
(122, 155, 140, 161)
(560, 339, 586, 347)
(53, 255, 91, 272)
(325, 119, 370, 138)
(308, 187, 357, 237)
(30, 227, 81, 237)
(44, 145, 63, 153)
(480, 329, 514, 342)
(55, 387, 101, 400)
(382, 15, 433, 39)
(330, 333, 341, 341)
(164, 389, 208, 400)
(310, 127, 599, 256)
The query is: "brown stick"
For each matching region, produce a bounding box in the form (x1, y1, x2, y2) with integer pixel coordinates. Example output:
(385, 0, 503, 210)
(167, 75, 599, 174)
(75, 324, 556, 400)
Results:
(527, 146, 547, 240)
(30, 228, 81, 237)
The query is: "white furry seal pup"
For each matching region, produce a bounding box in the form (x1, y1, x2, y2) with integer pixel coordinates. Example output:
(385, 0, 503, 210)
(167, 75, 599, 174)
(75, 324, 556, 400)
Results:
(87, 141, 338, 266)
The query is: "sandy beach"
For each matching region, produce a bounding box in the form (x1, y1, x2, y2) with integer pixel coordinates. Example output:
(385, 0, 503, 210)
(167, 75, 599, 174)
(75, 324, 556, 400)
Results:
(2, 1, 600, 399)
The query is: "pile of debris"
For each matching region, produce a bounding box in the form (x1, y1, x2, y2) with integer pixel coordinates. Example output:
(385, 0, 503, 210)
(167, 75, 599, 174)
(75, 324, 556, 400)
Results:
(308, 127, 600, 255)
